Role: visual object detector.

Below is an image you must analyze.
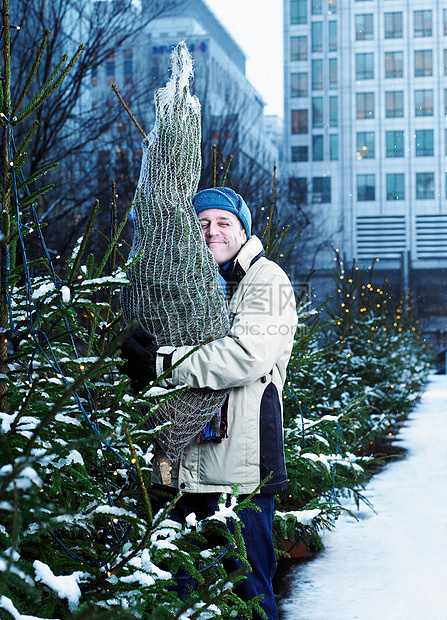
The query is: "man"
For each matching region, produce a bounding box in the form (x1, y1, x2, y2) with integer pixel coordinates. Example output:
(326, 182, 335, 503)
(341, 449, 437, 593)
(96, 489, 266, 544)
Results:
(120, 187, 297, 619)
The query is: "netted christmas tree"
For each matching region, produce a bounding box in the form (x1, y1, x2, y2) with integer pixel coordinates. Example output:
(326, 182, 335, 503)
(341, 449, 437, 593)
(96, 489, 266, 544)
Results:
(121, 43, 230, 467)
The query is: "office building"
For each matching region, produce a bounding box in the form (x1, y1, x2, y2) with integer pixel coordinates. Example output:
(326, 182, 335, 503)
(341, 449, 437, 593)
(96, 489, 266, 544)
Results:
(92, 0, 279, 195)
(284, 0, 447, 332)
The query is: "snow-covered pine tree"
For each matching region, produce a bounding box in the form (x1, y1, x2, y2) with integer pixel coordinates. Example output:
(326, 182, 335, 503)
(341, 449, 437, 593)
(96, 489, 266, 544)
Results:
(0, 8, 261, 619)
(276, 251, 430, 555)
(323, 252, 431, 447)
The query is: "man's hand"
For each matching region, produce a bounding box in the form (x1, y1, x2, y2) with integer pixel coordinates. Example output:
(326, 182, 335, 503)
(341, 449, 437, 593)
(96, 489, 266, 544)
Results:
(117, 328, 158, 393)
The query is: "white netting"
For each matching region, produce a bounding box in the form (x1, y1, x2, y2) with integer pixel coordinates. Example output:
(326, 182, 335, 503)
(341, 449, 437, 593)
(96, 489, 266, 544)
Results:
(121, 42, 230, 461)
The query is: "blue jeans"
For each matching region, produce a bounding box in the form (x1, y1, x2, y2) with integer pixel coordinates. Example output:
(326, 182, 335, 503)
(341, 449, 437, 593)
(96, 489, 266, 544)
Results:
(159, 491, 278, 620)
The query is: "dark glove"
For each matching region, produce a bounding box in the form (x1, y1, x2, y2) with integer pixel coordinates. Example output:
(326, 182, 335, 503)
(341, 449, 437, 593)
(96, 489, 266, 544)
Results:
(117, 328, 158, 393)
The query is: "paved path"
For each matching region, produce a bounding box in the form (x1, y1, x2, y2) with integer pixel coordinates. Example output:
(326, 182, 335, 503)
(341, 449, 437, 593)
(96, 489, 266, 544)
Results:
(278, 373, 447, 620)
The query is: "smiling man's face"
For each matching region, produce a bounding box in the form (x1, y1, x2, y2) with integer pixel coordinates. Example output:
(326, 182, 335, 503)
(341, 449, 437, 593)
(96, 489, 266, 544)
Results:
(198, 208, 247, 266)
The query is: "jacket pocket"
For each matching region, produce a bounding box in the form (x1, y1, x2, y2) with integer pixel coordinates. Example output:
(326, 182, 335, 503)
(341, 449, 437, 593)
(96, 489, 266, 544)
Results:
(259, 381, 287, 492)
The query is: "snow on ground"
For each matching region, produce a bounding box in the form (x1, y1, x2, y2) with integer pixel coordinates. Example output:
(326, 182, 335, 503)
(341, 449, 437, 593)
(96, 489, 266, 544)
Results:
(278, 373, 447, 620)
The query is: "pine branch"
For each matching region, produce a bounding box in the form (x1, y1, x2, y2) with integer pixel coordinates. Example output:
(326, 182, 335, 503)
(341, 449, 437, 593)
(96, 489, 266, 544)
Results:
(125, 426, 152, 524)
(2, 0, 12, 113)
(103, 524, 152, 582)
(14, 54, 68, 124)
(12, 29, 51, 117)
(220, 154, 233, 187)
(111, 84, 146, 138)
(94, 427, 155, 581)
(9, 151, 28, 180)
(1, 3, 13, 412)
(98, 183, 119, 356)
(94, 202, 133, 279)
(8, 381, 38, 435)
(15, 45, 84, 124)
(13, 119, 39, 161)
(66, 200, 100, 286)
(0, 324, 135, 499)
(0, 84, 4, 118)
(18, 183, 55, 209)
(41, 44, 85, 108)
(17, 162, 59, 191)
(213, 144, 217, 187)
(86, 307, 99, 357)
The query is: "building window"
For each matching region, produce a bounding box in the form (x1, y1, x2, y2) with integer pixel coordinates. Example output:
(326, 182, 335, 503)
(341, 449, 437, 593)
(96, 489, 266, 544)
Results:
(291, 36, 307, 61)
(357, 174, 375, 201)
(291, 146, 308, 162)
(312, 97, 323, 127)
(115, 148, 129, 182)
(385, 52, 403, 79)
(414, 10, 432, 37)
(329, 96, 338, 126)
(150, 59, 160, 83)
(313, 135, 324, 161)
(445, 50, 447, 75)
(415, 89, 433, 116)
(312, 59, 323, 90)
(386, 91, 404, 117)
(387, 174, 405, 200)
(356, 132, 375, 160)
(289, 177, 308, 204)
(356, 53, 374, 79)
(291, 72, 308, 97)
(291, 0, 307, 24)
(415, 129, 434, 156)
(124, 49, 133, 83)
(444, 9, 447, 35)
(328, 0, 337, 14)
(356, 14, 373, 40)
(416, 172, 434, 199)
(312, 0, 322, 15)
(330, 134, 339, 160)
(312, 177, 331, 203)
(292, 109, 308, 134)
(312, 22, 322, 53)
(415, 50, 433, 76)
(357, 92, 374, 119)
(329, 58, 338, 88)
(329, 21, 337, 51)
(98, 149, 111, 165)
(385, 12, 403, 39)
(445, 89, 447, 116)
(386, 131, 404, 158)
(106, 53, 115, 83)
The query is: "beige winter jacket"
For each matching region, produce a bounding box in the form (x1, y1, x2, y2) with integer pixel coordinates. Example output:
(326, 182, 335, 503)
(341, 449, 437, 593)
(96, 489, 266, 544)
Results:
(154, 236, 298, 494)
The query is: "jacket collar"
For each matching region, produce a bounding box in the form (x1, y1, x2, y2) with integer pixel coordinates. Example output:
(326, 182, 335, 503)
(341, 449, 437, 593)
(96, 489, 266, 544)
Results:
(220, 236, 265, 290)
(234, 236, 265, 273)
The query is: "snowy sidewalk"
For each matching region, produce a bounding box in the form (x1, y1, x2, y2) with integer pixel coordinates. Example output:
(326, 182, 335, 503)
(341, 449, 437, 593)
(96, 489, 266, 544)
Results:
(278, 373, 447, 620)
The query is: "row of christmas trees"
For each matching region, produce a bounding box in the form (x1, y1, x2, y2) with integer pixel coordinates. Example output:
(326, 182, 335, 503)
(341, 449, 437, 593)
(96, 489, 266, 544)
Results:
(275, 254, 430, 554)
(0, 201, 430, 619)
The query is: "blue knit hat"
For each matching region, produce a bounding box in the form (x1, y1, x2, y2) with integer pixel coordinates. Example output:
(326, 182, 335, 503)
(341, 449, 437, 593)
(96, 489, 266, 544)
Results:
(193, 187, 252, 238)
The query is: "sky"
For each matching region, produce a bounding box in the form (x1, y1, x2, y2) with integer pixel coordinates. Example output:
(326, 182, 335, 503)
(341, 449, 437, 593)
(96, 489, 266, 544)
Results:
(204, 0, 284, 119)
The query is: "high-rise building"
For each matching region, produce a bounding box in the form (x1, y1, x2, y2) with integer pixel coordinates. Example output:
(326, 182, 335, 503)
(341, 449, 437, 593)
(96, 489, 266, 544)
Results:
(284, 0, 447, 332)
(92, 0, 279, 197)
